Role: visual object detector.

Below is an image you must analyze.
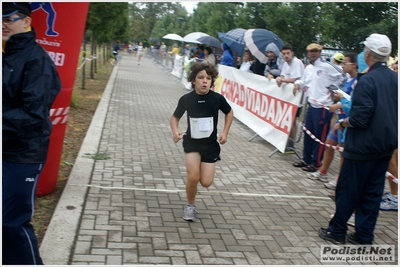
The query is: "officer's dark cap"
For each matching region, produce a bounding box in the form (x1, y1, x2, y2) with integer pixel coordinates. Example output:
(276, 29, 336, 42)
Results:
(2, 2, 31, 18)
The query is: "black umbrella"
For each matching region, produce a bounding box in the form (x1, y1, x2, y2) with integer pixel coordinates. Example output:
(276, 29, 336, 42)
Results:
(196, 35, 222, 48)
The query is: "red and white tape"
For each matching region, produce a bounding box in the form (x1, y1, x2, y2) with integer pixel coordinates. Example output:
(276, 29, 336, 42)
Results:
(50, 107, 69, 125)
(301, 124, 344, 152)
(302, 123, 398, 184)
(309, 97, 345, 115)
(77, 54, 98, 70)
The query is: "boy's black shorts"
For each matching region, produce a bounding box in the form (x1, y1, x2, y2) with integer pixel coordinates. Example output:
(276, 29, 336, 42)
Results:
(183, 137, 221, 163)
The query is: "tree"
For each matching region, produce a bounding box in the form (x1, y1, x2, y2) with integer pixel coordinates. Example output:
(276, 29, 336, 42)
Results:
(86, 2, 130, 44)
(263, 2, 323, 58)
(131, 2, 188, 44)
(321, 2, 398, 55)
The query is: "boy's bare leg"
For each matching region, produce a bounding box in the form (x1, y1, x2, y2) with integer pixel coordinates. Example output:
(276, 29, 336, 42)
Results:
(199, 162, 216, 188)
(185, 153, 201, 204)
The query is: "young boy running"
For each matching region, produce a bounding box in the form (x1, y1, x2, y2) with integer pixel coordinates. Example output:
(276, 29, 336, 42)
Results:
(170, 62, 234, 221)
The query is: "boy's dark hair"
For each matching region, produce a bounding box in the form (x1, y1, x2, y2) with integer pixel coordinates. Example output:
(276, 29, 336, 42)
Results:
(281, 44, 293, 51)
(344, 53, 357, 64)
(188, 62, 219, 89)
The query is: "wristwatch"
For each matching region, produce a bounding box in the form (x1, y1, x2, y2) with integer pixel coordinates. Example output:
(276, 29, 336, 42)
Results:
(339, 119, 345, 128)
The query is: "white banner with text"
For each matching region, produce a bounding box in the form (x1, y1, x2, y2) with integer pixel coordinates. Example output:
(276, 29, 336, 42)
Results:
(171, 54, 183, 78)
(214, 65, 301, 153)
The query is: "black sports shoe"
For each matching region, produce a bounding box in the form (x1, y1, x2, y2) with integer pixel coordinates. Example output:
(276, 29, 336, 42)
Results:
(347, 233, 373, 245)
(318, 228, 345, 245)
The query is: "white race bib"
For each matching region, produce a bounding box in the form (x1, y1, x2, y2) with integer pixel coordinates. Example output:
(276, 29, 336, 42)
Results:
(189, 117, 213, 139)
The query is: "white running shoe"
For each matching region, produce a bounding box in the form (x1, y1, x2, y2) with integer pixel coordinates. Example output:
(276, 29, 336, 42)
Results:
(307, 171, 328, 182)
(347, 213, 355, 227)
(330, 213, 355, 227)
(380, 198, 398, 211)
(324, 179, 337, 190)
(183, 204, 198, 221)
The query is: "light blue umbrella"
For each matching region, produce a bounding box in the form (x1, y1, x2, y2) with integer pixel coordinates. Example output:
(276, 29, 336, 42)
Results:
(221, 28, 246, 55)
(244, 28, 284, 64)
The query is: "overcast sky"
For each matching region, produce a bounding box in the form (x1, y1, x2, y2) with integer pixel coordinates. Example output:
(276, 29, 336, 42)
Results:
(180, 1, 198, 14)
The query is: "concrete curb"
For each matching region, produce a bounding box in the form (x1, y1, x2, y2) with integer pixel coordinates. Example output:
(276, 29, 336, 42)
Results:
(39, 65, 118, 264)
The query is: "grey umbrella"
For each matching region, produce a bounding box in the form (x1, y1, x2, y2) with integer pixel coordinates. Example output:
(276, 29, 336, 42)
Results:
(196, 35, 222, 48)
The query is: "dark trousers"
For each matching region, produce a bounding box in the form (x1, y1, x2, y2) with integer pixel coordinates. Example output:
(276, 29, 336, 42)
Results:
(2, 161, 44, 265)
(302, 106, 332, 166)
(328, 157, 391, 242)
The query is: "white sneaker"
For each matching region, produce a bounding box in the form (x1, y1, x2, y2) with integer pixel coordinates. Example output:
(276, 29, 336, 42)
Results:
(381, 192, 390, 201)
(380, 198, 398, 211)
(324, 179, 337, 190)
(183, 204, 198, 221)
(330, 213, 355, 227)
(307, 171, 328, 182)
(347, 213, 355, 227)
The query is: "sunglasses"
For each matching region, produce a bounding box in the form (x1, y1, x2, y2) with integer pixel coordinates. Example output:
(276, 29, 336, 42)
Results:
(2, 16, 27, 25)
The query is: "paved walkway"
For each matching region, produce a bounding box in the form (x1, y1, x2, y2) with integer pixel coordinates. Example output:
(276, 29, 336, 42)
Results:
(39, 52, 398, 265)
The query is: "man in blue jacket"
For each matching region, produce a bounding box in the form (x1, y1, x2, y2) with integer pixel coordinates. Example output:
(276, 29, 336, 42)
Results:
(2, 2, 62, 264)
(319, 34, 398, 245)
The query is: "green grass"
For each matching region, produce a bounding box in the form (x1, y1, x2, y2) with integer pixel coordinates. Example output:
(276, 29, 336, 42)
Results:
(82, 152, 111, 160)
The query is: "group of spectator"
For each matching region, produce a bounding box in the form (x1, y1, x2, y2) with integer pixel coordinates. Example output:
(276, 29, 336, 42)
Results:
(217, 34, 398, 246)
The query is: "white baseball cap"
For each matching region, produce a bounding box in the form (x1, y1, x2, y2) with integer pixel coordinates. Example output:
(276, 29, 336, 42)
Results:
(363, 33, 392, 57)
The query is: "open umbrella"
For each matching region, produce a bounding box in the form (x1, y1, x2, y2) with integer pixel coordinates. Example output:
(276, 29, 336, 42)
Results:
(162, 33, 184, 42)
(183, 32, 209, 43)
(196, 35, 221, 48)
(149, 37, 160, 43)
(244, 28, 284, 64)
(221, 28, 246, 55)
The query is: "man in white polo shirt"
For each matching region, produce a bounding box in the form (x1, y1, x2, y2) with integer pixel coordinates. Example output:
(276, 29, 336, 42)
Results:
(292, 43, 346, 172)
(276, 44, 304, 153)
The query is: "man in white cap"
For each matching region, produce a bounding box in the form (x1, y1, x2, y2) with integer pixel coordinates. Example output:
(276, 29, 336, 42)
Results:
(319, 33, 398, 245)
(2, 2, 61, 264)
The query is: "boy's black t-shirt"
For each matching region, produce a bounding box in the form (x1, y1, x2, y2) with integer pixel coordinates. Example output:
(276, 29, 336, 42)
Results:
(173, 90, 231, 144)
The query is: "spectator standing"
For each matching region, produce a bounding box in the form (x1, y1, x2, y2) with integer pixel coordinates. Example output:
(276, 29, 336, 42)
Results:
(219, 42, 234, 67)
(197, 45, 205, 60)
(168, 43, 180, 56)
(237, 50, 254, 73)
(307, 53, 359, 189)
(264, 42, 285, 80)
(250, 57, 267, 76)
(137, 42, 143, 65)
(204, 47, 216, 65)
(170, 63, 233, 221)
(275, 44, 305, 152)
(184, 44, 191, 58)
(331, 52, 344, 66)
(380, 62, 399, 211)
(319, 33, 398, 245)
(128, 43, 133, 54)
(160, 42, 167, 59)
(293, 43, 346, 172)
(391, 60, 398, 73)
(2, 2, 62, 264)
(380, 149, 398, 211)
